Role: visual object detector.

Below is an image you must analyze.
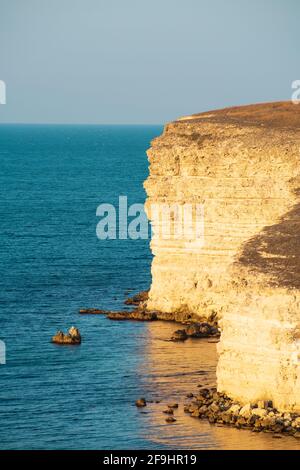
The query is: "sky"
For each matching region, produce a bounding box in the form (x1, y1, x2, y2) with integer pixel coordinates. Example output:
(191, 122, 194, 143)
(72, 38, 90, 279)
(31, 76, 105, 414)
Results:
(0, 0, 299, 124)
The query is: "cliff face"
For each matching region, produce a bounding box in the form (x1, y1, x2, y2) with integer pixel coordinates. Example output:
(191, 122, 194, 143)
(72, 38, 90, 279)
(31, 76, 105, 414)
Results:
(144, 101, 300, 411)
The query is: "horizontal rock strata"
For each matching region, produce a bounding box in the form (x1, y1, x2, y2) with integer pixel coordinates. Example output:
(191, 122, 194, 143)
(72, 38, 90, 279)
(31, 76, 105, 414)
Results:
(144, 101, 300, 412)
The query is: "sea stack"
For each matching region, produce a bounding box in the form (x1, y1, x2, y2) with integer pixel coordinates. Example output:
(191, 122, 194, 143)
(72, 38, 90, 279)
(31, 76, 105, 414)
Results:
(51, 326, 81, 345)
(144, 101, 300, 412)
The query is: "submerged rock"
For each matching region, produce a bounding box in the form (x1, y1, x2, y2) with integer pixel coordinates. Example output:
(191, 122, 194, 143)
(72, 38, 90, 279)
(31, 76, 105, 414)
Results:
(170, 322, 220, 342)
(79, 308, 107, 315)
(51, 326, 81, 345)
(135, 398, 147, 408)
(163, 408, 174, 415)
(170, 329, 188, 342)
(186, 322, 220, 338)
(107, 310, 157, 321)
(168, 403, 179, 409)
(165, 416, 176, 423)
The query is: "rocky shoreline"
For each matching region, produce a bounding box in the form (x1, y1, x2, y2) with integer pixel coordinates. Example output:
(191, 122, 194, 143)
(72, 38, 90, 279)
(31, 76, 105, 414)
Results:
(79, 290, 300, 438)
(184, 387, 300, 439)
(134, 386, 300, 436)
(79, 290, 220, 340)
(80, 290, 199, 322)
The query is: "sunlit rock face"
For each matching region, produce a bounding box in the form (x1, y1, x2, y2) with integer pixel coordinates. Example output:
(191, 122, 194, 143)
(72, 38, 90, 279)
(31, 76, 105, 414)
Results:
(144, 101, 300, 411)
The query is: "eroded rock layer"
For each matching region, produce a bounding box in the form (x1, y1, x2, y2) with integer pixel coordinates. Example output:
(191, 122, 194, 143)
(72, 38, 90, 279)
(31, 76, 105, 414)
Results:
(144, 101, 300, 411)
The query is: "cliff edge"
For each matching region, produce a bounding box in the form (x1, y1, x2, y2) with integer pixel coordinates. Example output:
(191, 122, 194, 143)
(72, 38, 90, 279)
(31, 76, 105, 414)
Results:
(144, 101, 300, 411)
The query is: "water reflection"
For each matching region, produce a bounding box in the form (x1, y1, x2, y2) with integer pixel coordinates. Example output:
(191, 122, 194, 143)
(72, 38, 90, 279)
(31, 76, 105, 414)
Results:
(138, 321, 300, 450)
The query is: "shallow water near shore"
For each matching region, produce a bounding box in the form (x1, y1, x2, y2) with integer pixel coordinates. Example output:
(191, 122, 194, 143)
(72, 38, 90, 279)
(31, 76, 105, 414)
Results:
(0, 124, 299, 450)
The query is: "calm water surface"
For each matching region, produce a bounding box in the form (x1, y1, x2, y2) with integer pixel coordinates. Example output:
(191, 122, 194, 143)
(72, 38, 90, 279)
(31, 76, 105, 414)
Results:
(0, 125, 298, 449)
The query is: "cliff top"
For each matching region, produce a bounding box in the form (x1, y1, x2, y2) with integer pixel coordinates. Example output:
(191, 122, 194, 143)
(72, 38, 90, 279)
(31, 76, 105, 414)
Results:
(176, 101, 300, 130)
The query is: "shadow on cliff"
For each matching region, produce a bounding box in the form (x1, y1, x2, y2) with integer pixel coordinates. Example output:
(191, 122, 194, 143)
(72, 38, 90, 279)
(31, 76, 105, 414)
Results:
(237, 198, 300, 289)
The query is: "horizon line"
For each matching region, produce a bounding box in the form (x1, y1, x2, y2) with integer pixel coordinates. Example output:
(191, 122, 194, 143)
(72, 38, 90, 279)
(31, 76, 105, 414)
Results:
(0, 121, 163, 126)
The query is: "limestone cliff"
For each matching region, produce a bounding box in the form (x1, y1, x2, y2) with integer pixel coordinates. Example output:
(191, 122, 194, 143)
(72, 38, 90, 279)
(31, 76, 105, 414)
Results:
(144, 101, 300, 412)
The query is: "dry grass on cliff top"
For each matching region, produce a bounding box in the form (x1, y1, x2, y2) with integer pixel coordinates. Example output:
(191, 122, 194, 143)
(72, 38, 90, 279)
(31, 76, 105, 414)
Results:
(176, 101, 300, 130)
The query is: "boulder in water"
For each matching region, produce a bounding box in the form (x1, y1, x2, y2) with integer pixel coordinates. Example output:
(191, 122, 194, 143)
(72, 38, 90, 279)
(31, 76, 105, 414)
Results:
(51, 326, 81, 345)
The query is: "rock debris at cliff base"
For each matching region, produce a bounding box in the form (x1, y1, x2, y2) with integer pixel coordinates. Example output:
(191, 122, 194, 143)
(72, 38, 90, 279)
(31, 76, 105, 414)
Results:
(79, 291, 220, 339)
(184, 387, 300, 438)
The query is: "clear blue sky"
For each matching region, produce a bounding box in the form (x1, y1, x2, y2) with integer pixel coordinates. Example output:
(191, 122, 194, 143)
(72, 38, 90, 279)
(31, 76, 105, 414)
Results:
(0, 0, 299, 124)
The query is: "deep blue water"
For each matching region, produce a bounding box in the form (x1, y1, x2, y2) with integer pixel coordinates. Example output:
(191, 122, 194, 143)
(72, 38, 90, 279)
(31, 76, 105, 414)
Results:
(0, 125, 160, 449)
(1, 125, 299, 450)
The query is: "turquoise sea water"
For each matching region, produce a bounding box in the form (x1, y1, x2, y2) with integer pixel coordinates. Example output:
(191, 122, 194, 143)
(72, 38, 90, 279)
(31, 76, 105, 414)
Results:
(0, 125, 158, 449)
(1, 125, 299, 450)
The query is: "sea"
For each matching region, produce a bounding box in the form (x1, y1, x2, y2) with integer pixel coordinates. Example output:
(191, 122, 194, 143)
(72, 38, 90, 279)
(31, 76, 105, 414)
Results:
(0, 124, 298, 450)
